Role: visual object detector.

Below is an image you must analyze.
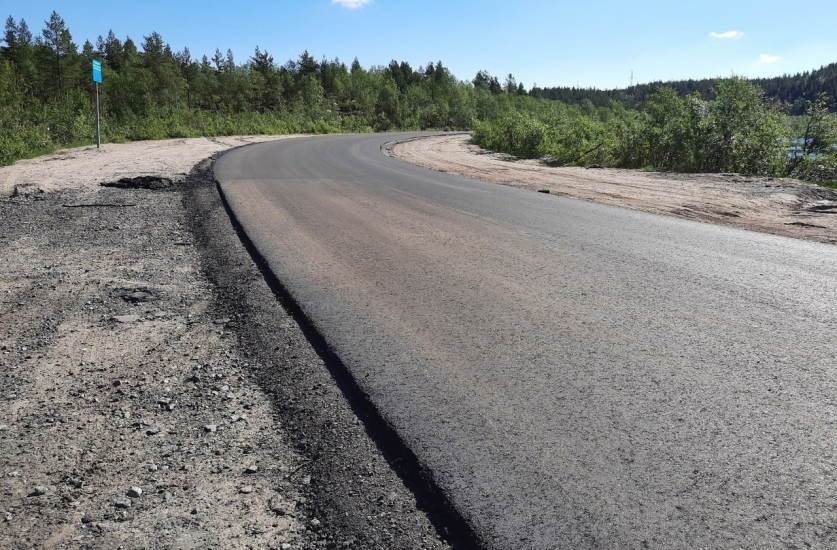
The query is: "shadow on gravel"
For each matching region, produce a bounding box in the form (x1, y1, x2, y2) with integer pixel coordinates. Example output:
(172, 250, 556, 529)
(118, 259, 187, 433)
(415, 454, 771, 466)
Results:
(181, 153, 484, 550)
(101, 176, 173, 190)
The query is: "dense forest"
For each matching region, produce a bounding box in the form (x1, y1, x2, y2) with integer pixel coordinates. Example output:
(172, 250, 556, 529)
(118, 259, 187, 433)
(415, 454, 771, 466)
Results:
(531, 63, 837, 114)
(1, 11, 836, 184)
(0, 11, 536, 165)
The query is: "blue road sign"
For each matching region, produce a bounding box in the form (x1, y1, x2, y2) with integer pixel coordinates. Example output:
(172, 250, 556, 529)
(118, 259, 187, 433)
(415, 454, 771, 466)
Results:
(92, 59, 102, 84)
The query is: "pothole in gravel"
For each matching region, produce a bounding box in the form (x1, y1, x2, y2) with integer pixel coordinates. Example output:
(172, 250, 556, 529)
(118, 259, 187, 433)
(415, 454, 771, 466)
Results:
(109, 287, 161, 302)
(101, 176, 173, 190)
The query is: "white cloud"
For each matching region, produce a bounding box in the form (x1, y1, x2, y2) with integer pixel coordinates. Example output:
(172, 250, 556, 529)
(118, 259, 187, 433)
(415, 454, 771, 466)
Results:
(332, 0, 372, 8)
(709, 30, 741, 39)
(759, 54, 781, 63)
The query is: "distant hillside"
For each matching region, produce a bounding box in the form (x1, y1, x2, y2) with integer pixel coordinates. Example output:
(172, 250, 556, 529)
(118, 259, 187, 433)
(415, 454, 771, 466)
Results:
(530, 62, 837, 114)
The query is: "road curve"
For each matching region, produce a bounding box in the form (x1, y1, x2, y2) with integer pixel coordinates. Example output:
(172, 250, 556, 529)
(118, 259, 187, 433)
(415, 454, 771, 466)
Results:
(215, 133, 837, 549)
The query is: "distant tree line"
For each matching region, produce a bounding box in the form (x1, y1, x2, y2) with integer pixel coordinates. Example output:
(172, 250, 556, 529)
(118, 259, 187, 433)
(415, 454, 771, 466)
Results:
(0, 11, 540, 165)
(531, 63, 837, 114)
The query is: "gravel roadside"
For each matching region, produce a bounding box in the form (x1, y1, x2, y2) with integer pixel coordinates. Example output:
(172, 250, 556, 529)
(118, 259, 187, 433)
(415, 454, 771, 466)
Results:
(0, 143, 463, 549)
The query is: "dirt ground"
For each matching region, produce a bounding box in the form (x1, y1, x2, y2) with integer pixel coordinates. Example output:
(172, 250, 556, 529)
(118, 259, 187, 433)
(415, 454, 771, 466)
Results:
(0, 136, 301, 198)
(0, 141, 459, 549)
(391, 134, 837, 245)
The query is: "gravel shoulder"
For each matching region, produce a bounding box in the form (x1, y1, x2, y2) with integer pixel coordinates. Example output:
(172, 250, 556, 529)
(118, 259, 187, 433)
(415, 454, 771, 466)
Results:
(0, 139, 458, 549)
(391, 134, 837, 245)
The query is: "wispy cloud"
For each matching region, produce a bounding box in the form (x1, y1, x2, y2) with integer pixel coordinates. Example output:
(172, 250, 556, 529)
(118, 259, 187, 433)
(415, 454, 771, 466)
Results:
(709, 30, 741, 39)
(332, 0, 373, 8)
(759, 54, 781, 63)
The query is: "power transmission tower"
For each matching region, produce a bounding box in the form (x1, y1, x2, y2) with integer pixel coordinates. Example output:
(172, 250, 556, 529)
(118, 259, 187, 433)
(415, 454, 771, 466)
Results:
(630, 70, 635, 88)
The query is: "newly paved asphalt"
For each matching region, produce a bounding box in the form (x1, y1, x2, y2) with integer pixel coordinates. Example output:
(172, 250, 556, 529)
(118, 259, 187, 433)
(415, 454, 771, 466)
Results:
(215, 132, 837, 549)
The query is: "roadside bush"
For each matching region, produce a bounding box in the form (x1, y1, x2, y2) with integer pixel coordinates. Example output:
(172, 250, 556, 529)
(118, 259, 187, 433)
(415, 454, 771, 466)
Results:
(473, 111, 546, 158)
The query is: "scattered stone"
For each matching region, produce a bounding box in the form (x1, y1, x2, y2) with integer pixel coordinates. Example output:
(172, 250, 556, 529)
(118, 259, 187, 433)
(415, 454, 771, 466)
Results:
(145, 427, 160, 436)
(268, 497, 285, 514)
(148, 464, 158, 472)
(203, 424, 217, 433)
(158, 398, 174, 411)
(310, 518, 321, 528)
(31, 486, 48, 496)
(4, 513, 11, 522)
(112, 380, 122, 387)
(302, 475, 311, 485)
(114, 497, 132, 509)
(110, 287, 160, 303)
(0, 424, 7, 431)
(245, 463, 258, 474)
(127, 487, 142, 498)
(239, 485, 253, 494)
(113, 315, 141, 324)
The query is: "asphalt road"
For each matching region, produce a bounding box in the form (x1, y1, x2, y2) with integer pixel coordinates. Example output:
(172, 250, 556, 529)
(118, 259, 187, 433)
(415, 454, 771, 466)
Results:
(215, 132, 837, 549)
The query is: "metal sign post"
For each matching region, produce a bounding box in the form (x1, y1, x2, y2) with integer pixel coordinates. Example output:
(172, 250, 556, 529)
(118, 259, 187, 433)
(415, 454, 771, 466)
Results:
(92, 60, 102, 149)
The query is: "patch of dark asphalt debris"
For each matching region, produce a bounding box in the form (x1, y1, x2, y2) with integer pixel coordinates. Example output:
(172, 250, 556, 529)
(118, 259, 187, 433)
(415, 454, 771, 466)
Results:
(101, 176, 173, 190)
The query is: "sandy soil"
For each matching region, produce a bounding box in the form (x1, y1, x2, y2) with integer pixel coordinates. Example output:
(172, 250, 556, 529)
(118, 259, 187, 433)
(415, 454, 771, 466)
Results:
(391, 134, 837, 245)
(0, 136, 301, 198)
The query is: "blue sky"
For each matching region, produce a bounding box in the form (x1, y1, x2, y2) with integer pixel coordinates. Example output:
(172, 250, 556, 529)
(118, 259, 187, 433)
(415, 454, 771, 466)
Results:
(7, 0, 837, 89)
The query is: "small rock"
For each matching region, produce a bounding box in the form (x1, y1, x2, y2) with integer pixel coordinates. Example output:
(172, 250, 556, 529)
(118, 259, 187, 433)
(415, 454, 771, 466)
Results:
(302, 475, 311, 485)
(114, 497, 132, 509)
(127, 487, 142, 498)
(203, 424, 217, 433)
(148, 464, 158, 472)
(282, 544, 292, 550)
(0, 424, 7, 431)
(112, 380, 122, 387)
(145, 427, 160, 436)
(268, 497, 284, 514)
(191, 508, 198, 515)
(239, 486, 253, 494)
(4, 513, 11, 522)
(31, 486, 48, 496)
(310, 518, 321, 528)
(245, 464, 258, 474)
(113, 315, 141, 324)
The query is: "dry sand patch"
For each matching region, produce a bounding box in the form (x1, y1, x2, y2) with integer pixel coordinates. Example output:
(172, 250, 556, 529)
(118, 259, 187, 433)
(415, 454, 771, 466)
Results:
(0, 135, 302, 197)
(392, 134, 837, 245)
